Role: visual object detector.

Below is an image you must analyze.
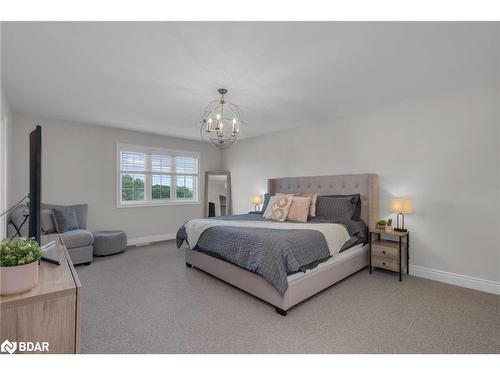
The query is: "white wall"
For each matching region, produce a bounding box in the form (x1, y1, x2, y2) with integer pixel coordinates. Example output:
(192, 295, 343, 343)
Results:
(6, 87, 498, 288)
(0, 23, 14, 240)
(0, 86, 13, 240)
(223, 86, 499, 285)
(10, 113, 223, 241)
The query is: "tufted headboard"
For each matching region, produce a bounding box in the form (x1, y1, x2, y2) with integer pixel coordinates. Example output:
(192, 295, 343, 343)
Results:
(268, 174, 379, 228)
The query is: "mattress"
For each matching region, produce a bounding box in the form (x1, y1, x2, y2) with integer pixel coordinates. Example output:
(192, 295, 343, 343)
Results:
(287, 243, 368, 282)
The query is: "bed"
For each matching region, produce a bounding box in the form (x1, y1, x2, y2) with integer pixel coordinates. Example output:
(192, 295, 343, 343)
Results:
(179, 174, 378, 315)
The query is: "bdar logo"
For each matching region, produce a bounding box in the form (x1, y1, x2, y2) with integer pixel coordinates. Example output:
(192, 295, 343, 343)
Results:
(1, 339, 17, 354)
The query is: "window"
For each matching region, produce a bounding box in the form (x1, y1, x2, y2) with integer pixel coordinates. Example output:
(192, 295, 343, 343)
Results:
(117, 144, 199, 207)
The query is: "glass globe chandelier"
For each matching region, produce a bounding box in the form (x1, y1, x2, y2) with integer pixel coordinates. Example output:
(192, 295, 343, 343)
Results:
(200, 88, 245, 150)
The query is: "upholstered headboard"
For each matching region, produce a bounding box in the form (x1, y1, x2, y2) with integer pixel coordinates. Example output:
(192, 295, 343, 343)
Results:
(268, 174, 379, 228)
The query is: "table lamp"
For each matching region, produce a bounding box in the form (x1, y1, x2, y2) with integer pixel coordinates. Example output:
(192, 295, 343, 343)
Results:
(251, 195, 264, 212)
(389, 198, 413, 232)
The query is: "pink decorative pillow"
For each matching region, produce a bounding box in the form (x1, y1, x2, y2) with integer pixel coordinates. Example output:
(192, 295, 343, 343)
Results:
(276, 192, 317, 218)
(303, 193, 318, 217)
(287, 196, 312, 223)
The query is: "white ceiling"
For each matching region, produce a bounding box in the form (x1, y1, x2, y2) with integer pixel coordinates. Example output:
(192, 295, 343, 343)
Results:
(2, 22, 498, 140)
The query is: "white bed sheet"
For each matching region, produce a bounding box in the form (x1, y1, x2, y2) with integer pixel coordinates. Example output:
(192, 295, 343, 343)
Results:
(287, 243, 368, 282)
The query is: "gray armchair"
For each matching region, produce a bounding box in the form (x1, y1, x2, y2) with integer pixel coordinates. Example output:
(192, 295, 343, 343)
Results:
(7, 203, 93, 266)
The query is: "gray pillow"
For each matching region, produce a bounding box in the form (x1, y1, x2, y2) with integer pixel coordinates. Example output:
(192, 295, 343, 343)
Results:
(10, 205, 29, 230)
(315, 194, 360, 220)
(71, 204, 88, 230)
(309, 216, 367, 240)
(52, 207, 79, 233)
(40, 209, 56, 234)
(42, 203, 88, 229)
(260, 193, 272, 214)
(319, 194, 362, 220)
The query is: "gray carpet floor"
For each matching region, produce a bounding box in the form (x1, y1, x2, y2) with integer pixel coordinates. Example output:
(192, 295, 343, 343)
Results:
(76, 240, 500, 354)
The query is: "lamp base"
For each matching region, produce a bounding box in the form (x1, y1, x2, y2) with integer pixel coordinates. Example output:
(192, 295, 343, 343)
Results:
(393, 228, 408, 232)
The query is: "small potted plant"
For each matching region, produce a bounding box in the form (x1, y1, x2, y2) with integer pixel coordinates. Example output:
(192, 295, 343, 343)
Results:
(0, 239, 43, 296)
(376, 219, 388, 230)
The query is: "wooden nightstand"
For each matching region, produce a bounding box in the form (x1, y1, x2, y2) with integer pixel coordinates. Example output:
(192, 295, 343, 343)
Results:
(369, 228, 410, 282)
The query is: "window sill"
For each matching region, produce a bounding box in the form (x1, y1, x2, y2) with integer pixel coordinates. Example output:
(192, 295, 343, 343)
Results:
(117, 200, 200, 208)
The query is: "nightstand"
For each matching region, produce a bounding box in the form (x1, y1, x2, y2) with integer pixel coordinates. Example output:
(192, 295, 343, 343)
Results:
(369, 228, 410, 282)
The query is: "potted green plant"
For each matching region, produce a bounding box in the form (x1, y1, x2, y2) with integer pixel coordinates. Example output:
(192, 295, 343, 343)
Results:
(376, 219, 388, 230)
(0, 239, 43, 296)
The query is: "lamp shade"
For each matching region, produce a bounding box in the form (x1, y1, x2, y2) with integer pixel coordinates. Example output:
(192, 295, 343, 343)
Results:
(389, 198, 413, 214)
(251, 195, 264, 205)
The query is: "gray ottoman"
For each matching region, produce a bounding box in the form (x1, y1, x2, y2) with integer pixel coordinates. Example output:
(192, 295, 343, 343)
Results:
(93, 230, 127, 256)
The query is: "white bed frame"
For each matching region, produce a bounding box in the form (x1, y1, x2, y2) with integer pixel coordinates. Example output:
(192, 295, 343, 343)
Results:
(185, 174, 379, 315)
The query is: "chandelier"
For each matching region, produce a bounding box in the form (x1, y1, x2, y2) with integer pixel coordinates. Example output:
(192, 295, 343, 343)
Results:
(200, 88, 244, 150)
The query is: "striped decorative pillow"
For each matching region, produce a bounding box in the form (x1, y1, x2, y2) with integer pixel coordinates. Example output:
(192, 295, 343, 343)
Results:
(315, 194, 360, 220)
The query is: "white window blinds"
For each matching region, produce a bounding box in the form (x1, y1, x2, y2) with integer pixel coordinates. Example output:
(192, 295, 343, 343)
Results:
(117, 144, 199, 207)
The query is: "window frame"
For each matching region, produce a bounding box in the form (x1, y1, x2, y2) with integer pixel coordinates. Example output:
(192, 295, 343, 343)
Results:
(116, 143, 200, 208)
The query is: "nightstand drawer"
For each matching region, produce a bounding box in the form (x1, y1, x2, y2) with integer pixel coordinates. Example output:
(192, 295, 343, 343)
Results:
(372, 256, 398, 272)
(372, 243, 398, 259)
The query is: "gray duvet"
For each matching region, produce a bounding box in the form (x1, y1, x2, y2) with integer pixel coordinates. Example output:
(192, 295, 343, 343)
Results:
(176, 214, 366, 295)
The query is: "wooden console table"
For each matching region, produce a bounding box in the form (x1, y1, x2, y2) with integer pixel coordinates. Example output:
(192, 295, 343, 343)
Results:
(0, 234, 81, 354)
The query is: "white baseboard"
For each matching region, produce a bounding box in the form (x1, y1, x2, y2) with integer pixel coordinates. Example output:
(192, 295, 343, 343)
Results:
(409, 265, 500, 295)
(127, 233, 176, 247)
